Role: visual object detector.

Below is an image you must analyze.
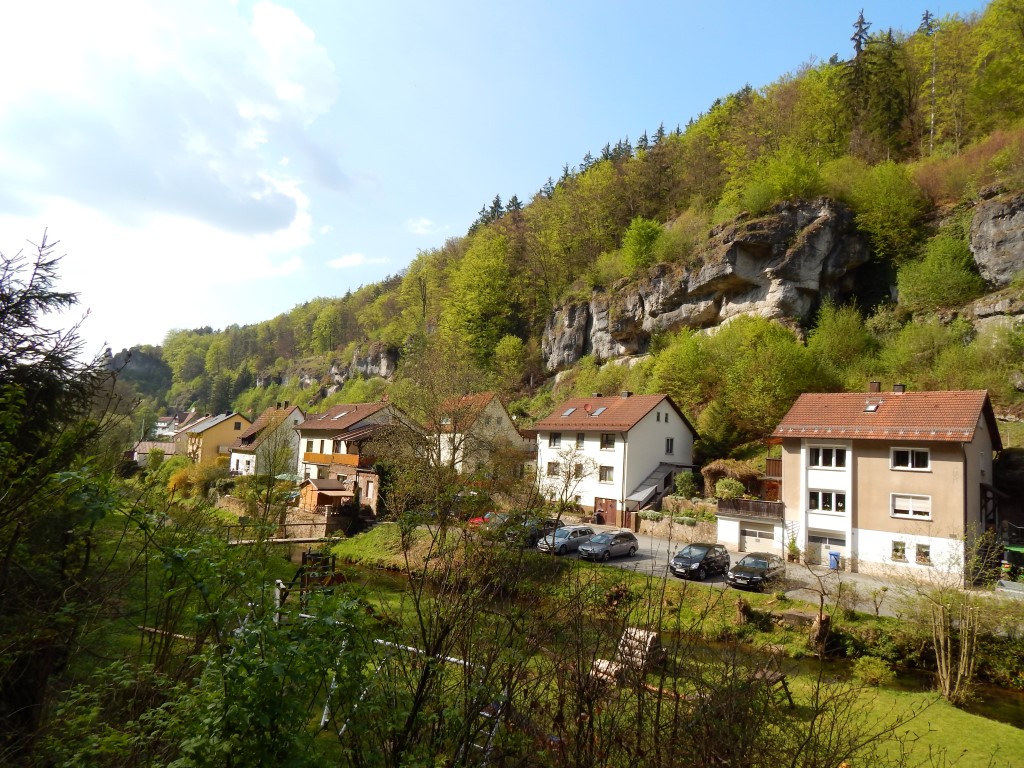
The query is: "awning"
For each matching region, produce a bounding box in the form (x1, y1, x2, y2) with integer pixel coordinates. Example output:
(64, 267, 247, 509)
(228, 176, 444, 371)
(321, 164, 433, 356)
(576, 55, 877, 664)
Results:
(317, 490, 354, 499)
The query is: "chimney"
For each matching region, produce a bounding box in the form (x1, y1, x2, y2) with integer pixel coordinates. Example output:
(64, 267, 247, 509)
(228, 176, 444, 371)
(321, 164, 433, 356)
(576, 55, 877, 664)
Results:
(868, 381, 881, 393)
(893, 383, 906, 394)
(592, 393, 603, 398)
(621, 391, 633, 398)
(276, 401, 281, 409)
(283, 400, 289, 408)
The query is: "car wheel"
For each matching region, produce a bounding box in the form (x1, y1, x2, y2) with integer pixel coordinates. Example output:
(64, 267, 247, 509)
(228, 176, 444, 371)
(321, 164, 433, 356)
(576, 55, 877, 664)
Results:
(601, 550, 611, 562)
(556, 545, 566, 555)
(628, 546, 637, 557)
(696, 566, 707, 581)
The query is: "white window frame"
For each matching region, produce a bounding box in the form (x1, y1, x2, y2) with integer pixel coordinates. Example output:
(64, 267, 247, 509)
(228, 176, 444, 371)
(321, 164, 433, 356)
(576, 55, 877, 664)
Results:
(808, 445, 847, 469)
(891, 493, 931, 520)
(665, 437, 674, 455)
(600, 433, 615, 450)
(891, 541, 907, 562)
(548, 432, 562, 448)
(915, 543, 932, 565)
(890, 447, 930, 471)
(808, 490, 846, 514)
(575, 432, 585, 448)
(546, 461, 560, 477)
(599, 465, 614, 483)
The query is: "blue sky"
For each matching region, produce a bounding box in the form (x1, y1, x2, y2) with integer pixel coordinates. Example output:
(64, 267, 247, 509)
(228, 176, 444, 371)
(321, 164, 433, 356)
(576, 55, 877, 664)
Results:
(0, 0, 987, 355)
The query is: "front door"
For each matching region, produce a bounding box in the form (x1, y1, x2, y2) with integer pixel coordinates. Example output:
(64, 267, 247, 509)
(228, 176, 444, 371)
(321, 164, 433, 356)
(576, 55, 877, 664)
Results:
(594, 497, 616, 525)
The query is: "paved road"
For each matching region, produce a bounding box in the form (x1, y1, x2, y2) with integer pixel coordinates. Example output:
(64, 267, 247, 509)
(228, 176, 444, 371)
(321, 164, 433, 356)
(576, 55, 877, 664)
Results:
(549, 525, 905, 617)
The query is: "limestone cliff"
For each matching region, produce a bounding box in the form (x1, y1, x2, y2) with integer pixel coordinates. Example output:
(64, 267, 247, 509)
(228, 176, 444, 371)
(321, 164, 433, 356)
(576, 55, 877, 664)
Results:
(543, 198, 870, 371)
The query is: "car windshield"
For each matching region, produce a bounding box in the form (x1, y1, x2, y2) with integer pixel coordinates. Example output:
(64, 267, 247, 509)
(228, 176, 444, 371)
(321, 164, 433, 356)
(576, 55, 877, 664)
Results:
(553, 528, 571, 539)
(740, 556, 768, 569)
(678, 545, 708, 558)
(590, 533, 612, 544)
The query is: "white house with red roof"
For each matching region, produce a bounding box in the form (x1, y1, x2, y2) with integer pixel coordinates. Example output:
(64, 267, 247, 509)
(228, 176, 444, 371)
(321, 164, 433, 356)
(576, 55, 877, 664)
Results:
(760, 383, 1002, 575)
(533, 392, 697, 529)
(228, 402, 305, 477)
(429, 392, 534, 475)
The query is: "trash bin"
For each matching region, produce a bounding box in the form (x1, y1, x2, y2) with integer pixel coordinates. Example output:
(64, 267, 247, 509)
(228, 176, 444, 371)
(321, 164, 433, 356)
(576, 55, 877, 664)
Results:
(828, 550, 841, 570)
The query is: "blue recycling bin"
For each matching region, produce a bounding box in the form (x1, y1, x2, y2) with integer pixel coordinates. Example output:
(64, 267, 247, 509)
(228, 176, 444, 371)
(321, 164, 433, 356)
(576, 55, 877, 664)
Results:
(828, 550, 841, 570)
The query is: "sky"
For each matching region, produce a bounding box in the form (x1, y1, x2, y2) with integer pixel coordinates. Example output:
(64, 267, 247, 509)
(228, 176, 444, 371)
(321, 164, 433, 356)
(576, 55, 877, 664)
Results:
(0, 0, 989, 357)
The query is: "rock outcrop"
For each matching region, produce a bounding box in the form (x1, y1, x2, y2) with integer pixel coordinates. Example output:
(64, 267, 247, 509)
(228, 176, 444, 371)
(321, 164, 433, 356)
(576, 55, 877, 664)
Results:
(971, 190, 1024, 288)
(543, 198, 870, 371)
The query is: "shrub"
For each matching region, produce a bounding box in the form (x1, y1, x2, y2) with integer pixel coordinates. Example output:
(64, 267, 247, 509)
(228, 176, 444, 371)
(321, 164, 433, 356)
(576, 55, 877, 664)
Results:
(715, 477, 745, 500)
(896, 233, 986, 312)
(852, 655, 896, 687)
(848, 161, 927, 264)
(638, 510, 664, 522)
(673, 471, 698, 498)
(622, 217, 663, 274)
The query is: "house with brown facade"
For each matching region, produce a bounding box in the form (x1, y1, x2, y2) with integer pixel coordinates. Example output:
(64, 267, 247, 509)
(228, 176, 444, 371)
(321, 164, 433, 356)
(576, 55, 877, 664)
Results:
(176, 412, 252, 465)
(718, 384, 1003, 575)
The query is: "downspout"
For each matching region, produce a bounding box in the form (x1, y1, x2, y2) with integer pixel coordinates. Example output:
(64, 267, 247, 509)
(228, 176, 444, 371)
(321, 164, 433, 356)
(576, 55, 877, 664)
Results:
(620, 431, 627, 528)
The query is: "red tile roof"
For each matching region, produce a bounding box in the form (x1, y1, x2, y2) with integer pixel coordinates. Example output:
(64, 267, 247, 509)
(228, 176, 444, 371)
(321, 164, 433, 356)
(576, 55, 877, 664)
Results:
(772, 390, 1002, 448)
(535, 394, 696, 435)
(301, 402, 390, 432)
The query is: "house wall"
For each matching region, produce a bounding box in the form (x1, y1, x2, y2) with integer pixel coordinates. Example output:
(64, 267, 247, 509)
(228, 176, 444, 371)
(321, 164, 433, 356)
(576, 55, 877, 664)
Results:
(230, 450, 256, 475)
(536, 402, 693, 513)
(191, 416, 249, 464)
(296, 409, 391, 478)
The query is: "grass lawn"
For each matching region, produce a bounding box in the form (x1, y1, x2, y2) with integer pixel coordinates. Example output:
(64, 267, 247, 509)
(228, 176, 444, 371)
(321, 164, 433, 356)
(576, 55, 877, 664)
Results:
(330, 524, 1024, 766)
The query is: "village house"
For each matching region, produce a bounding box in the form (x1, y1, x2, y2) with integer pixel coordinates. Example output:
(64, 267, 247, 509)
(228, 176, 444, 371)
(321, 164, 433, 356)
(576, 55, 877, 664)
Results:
(533, 392, 698, 529)
(228, 402, 305, 477)
(295, 401, 399, 514)
(174, 412, 252, 465)
(736, 383, 1003, 575)
(428, 391, 534, 476)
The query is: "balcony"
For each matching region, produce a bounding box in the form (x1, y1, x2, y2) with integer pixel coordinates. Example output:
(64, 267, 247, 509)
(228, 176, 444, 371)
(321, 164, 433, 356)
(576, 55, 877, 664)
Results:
(764, 457, 782, 479)
(302, 452, 361, 467)
(717, 497, 784, 521)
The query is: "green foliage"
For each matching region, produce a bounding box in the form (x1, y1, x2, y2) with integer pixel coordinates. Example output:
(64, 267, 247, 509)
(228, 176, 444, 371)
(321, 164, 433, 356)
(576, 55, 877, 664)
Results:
(738, 142, 826, 215)
(673, 471, 699, 498)
(852, 655, 897, 687)
(849, 161, 927, 263)
(807, 301, 877, 384)
(491, 334, 526, 393)
(715, 477, 745, 499)
(622, 216, 663, 274)
(897, 233, 986, 312)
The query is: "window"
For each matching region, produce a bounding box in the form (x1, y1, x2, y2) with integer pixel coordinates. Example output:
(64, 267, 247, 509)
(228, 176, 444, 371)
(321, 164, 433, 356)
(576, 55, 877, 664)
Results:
(808, 491, 845, 512)
(600, 433, 615, 450)
(306, 440, 314, 452)
(548, 433, 561, 448)
(234, 421, 242, 430)
(916, 544, 932, 565)
(576, 432, 585, 448)
(891, 541, 907, 561)
(546, 462, 560, 477)
(809, 446, 846, 468)
(590, 406, 606, 417)
(892, 494, 931, 520)
(665, 437, 675, 455)
(891, 448, 930, 470)
(808, 533, 846, 547)
(599, 466, 614, 483)
(561, 407, 576, 417)
(573, 463, 584, 479)
(656, 412, 661, 422)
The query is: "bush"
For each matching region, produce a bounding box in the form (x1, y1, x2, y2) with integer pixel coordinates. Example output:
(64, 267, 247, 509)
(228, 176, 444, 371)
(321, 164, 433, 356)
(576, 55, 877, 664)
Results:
(896, 233, 986, 312)
(638, 510, 664, 522)
(622, 217, 663, 274)
(852, 655, 896, 687)
(673, 471, 698, 498)
(849, 161, 927, 264)
(715, 477, 745, 500)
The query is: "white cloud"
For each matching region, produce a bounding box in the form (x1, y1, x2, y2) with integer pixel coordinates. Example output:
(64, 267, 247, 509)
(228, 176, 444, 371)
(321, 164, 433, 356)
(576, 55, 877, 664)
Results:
(404, 217, 441, 236)
(327, 253, 389, 270)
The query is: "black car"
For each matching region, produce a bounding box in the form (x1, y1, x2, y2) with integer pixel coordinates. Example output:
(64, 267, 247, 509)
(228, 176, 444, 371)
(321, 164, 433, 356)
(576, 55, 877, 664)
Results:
(669, 543, 730, 581)
(727, 552, 786, 591)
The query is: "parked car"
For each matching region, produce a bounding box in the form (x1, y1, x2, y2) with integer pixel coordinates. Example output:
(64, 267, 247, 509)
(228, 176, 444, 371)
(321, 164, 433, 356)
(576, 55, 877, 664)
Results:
(727, 552, 786, 591)
(469, 511, 504, 528)
(537, 524, 595, 554)
(669, 543, 730, 581)
(507, 516, 564, 547)
(578, 530, 639, 561)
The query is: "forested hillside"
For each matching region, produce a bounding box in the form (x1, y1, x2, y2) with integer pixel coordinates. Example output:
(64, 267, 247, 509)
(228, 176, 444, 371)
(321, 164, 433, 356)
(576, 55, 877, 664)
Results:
(119, 1, 1024, 455)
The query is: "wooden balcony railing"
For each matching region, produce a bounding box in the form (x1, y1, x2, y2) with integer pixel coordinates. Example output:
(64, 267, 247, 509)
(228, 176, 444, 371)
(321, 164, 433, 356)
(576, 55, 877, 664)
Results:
(302, 452, 360, 467)
(764, 457, 782, 479)
(717, 497, 784, 521)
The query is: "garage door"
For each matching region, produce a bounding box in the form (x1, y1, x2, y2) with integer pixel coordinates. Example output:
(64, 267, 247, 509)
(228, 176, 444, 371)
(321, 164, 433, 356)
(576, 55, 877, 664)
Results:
(806, 531, 846, 565)
(739, 522, 776, 553)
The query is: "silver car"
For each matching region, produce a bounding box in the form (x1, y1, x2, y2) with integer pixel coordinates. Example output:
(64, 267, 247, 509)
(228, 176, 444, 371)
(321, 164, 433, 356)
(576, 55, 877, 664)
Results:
(537, 524, 595, 555)
(578, 530, 639, 561)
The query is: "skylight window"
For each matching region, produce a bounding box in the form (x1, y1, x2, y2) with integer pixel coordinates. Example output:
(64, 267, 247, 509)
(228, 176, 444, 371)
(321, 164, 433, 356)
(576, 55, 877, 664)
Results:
(332, 411, 349, 419)
(864, 403, 879, 413)
(590, 407, 607, 417)
(561, 407, 576, 417)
